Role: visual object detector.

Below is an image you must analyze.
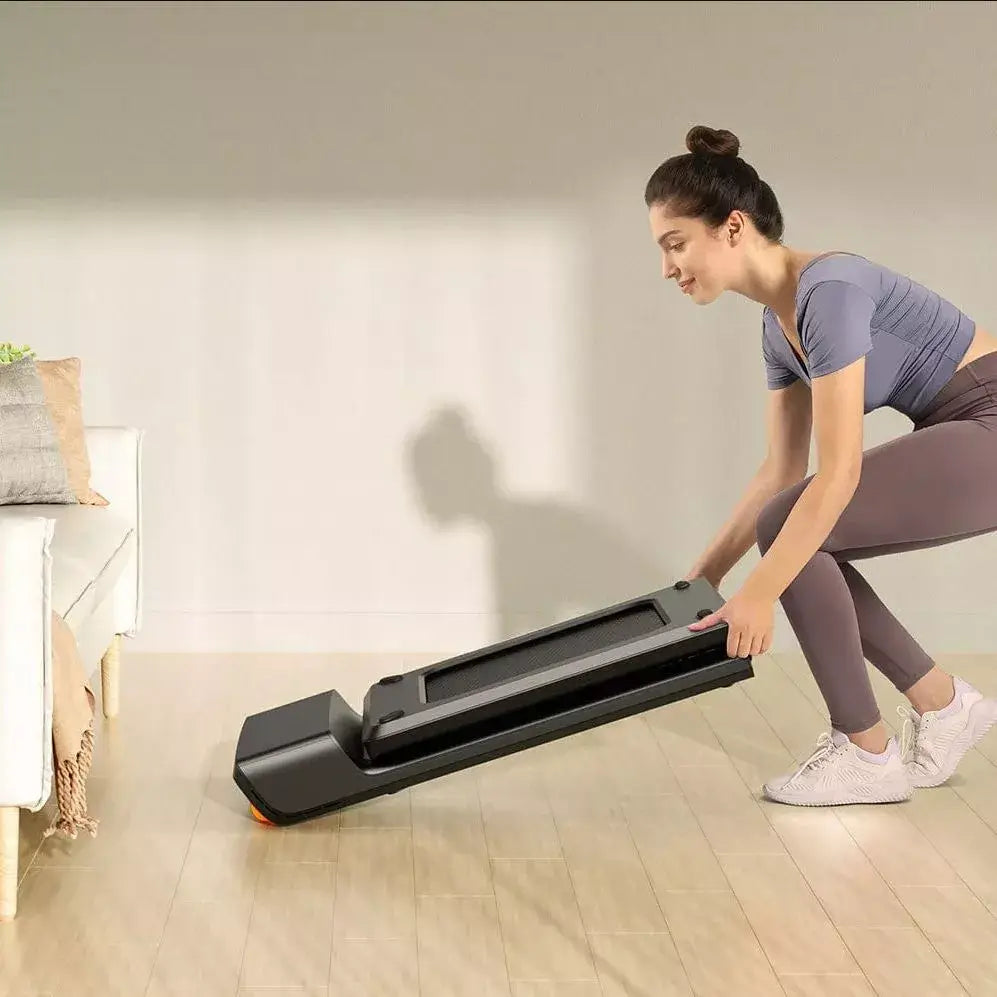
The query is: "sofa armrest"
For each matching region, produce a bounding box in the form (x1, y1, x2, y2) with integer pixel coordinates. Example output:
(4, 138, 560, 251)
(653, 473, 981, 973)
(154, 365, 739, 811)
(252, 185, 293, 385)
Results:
(0, 518, 54, 810)
(85, 426, 144, 637)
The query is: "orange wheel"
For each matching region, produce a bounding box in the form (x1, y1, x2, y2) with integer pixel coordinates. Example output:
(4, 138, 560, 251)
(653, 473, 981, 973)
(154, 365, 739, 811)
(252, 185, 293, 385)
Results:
(250, 804, 274, 826)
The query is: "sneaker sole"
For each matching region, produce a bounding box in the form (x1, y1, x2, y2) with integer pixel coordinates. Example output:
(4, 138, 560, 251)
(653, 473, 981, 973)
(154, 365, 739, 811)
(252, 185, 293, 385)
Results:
(909, 696, 997, 789)
(763, 776, 912, 807)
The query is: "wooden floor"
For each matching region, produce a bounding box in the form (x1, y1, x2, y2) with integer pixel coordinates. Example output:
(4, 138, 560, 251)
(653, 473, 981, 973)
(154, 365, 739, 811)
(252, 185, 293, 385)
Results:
(3, 649, 997, 996)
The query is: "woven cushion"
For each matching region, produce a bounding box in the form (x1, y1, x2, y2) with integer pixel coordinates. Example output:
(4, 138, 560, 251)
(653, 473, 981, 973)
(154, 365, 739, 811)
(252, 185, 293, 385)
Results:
(0, 357, 75, 505)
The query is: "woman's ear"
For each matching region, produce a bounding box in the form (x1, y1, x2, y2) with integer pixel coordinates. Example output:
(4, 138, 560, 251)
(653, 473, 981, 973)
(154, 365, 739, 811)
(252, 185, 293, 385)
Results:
(726, 210, 746, 245)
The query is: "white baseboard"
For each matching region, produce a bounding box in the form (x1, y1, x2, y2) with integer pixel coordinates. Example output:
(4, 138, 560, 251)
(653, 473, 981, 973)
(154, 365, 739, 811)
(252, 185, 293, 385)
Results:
(131, 609, 997, 656)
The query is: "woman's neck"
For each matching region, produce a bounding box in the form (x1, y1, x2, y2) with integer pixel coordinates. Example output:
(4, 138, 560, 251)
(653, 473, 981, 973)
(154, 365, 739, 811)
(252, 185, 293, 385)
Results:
(734, 241, 820, 317)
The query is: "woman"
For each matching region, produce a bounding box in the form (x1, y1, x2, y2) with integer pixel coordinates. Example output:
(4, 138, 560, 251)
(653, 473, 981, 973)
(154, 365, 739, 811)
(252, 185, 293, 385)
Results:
(647, 124, 997, 806)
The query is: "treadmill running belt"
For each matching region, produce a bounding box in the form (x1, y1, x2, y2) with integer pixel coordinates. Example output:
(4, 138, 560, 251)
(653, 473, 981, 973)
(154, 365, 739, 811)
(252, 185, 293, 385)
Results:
(424, 602, 666, 703)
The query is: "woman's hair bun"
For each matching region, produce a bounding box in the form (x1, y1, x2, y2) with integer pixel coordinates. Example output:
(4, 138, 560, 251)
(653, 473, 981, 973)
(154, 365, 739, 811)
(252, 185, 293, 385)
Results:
(685, 125, 740, 158)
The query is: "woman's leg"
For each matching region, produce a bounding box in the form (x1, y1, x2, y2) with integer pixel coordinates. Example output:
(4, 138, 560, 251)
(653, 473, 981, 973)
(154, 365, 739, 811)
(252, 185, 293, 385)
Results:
(837, 562, 955, 715)
(757, 414, 997, 803)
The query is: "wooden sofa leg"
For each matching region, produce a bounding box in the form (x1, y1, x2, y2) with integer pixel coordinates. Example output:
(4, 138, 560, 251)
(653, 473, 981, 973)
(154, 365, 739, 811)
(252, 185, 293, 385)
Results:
(1, 806, 18, 922)
(101, 635, 121, 719)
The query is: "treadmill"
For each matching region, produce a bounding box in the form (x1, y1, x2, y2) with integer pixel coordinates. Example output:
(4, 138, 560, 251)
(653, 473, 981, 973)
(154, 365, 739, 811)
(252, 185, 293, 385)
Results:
(233, 576, 751, 826)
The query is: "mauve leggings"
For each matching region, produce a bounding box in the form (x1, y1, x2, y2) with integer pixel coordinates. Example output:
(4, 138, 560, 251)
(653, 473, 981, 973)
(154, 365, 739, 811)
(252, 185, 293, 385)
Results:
(755, 350, 997, 734)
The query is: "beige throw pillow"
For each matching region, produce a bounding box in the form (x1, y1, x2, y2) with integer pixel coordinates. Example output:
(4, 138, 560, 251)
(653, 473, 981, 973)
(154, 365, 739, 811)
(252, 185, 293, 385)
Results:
(36, 357, 108, 506)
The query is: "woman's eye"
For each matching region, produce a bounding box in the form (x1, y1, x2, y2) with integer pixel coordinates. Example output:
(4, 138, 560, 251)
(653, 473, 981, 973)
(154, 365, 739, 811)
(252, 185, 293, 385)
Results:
(669, 244, 684, 253)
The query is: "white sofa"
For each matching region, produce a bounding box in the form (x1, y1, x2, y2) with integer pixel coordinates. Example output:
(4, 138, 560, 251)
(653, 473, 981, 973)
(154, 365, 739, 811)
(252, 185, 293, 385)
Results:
(0, 426, 143, 921)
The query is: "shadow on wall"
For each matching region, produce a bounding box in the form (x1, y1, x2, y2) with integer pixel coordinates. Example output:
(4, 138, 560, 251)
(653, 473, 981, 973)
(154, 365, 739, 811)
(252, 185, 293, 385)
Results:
(406, 405, 669, 643)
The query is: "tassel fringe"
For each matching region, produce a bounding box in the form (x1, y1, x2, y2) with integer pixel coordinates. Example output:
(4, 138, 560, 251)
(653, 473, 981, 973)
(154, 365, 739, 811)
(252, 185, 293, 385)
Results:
(43, 722, 99, 840)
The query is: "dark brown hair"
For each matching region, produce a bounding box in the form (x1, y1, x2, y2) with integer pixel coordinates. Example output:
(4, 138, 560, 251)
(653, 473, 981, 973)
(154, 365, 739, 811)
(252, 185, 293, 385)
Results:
(644, 126, 784, 242)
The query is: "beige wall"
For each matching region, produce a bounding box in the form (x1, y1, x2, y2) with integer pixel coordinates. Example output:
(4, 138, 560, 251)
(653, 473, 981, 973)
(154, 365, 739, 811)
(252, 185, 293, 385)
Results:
(2, 1, 995, 654)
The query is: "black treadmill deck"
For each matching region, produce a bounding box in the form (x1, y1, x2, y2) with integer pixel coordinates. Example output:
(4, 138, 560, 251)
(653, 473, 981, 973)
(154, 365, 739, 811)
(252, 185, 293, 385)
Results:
(233, 578, 752, 826)
(360, 581, 728, 762)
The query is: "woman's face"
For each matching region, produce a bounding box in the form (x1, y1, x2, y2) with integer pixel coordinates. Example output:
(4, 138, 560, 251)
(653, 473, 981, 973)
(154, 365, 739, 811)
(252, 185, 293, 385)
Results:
(648, 203, 741, 305)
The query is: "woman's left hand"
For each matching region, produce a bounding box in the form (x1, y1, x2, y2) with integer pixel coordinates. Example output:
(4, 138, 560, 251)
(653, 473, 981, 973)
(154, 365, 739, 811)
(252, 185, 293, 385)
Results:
(687, 587, 775, 658)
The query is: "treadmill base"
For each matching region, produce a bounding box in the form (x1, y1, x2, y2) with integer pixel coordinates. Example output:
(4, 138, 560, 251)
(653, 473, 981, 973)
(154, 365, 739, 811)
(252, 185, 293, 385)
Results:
(233, 651, 752, 826)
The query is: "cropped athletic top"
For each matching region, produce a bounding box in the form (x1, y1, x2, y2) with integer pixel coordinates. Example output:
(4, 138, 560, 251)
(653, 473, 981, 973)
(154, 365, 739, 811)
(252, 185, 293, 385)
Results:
(761, 253, 976, 420)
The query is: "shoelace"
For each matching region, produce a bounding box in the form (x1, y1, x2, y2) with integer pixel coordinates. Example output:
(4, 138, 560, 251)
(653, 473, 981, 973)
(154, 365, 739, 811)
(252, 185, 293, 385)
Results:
(897, 704, 929, 763)
(785, 732, 844, 784)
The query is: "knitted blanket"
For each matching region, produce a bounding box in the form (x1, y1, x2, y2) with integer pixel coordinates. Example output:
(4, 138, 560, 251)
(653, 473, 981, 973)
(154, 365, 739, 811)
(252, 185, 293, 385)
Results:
(44, 611, 98, 839)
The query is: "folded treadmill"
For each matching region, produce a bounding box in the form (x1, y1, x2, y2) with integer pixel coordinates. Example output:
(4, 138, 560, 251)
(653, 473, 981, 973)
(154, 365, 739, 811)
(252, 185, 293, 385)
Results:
(233, 577, 751, 826)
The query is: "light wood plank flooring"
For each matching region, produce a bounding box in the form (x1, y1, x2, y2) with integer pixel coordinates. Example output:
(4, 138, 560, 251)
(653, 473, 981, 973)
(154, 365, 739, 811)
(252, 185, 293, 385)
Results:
(2, 650, 997, 995)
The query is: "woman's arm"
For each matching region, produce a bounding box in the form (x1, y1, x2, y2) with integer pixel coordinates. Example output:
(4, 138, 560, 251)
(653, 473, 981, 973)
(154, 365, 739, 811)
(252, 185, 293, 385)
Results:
(742, 352, 866, 602)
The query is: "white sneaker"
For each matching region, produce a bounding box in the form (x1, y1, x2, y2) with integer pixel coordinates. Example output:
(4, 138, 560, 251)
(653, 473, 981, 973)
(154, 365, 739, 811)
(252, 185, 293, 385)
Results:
(763, 730, 912, 806)
(898, 676, 997, 788)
